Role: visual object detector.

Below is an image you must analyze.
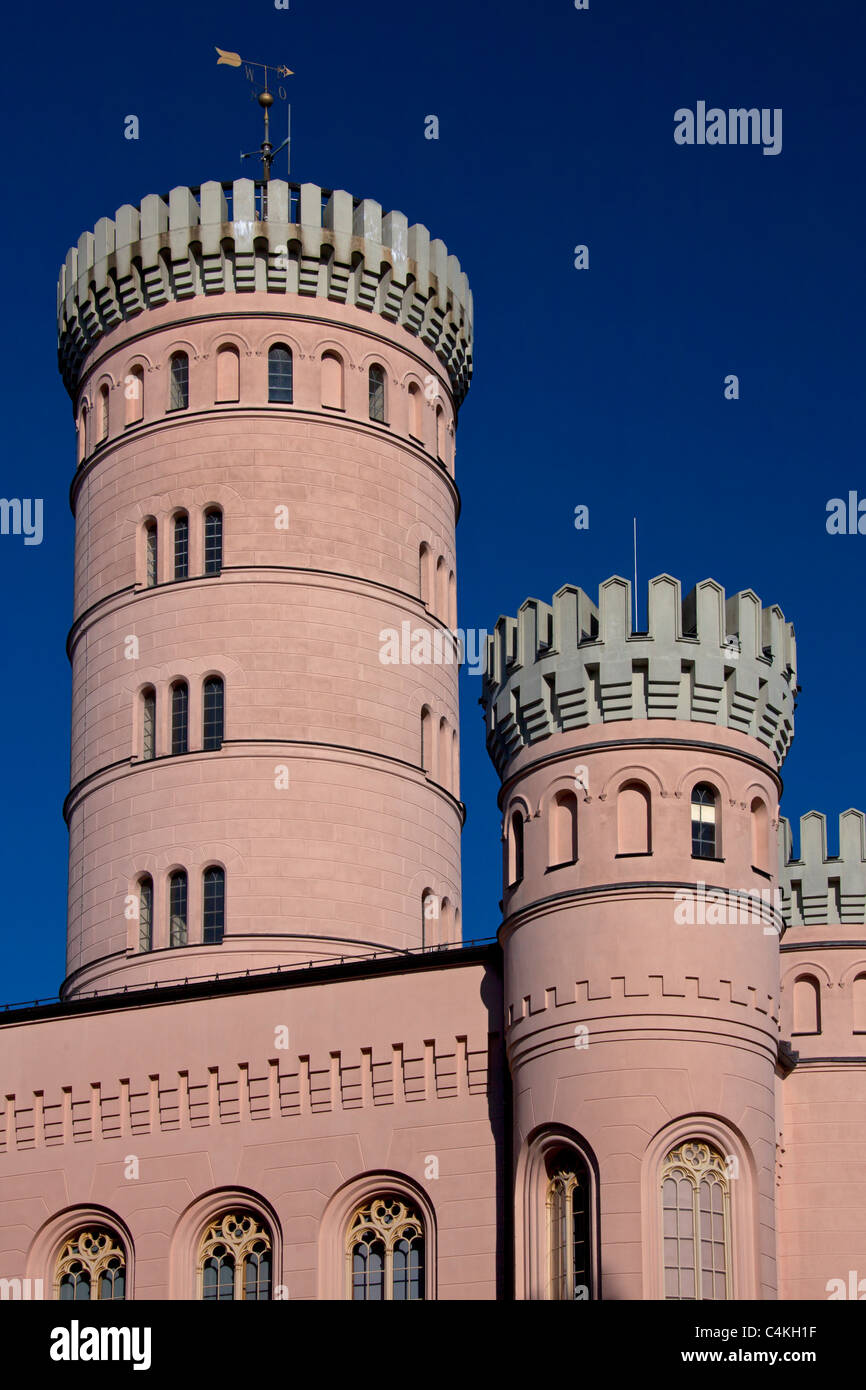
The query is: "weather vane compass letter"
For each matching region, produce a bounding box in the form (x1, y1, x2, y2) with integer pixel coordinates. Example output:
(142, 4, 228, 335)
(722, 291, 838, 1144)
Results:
(215, 48, 294, 183)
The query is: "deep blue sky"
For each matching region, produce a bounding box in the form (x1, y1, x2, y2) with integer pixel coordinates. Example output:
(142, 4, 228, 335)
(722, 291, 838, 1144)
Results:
(1, 0, 864, 1002)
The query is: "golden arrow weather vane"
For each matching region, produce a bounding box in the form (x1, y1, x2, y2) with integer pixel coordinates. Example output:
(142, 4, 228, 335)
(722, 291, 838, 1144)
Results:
(216, 48, 294, 182)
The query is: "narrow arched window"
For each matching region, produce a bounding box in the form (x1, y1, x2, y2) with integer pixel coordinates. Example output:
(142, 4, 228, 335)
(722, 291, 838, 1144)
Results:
(618, 781, 651, 855)
(549, 790, 578, 867)
(203, 866, 225, 945)
(97, 384, 109, 442)
(168, 869, 188, 948)
(138, 876, 153, 952)
(216, 344, 240, 402)
(662, 1141, 731, 1300)
(451, 728, 459, 801)
(144, 521, 158, 588)
(125, 365, 143, 424)
(750, 797, 769, 872)
(547, 1150, 593, 1300)
(419, 543, 432, 606)
(199, 1213, 272, 1301)
(268, 344, 293, 403)
(691, 783, 719, 858)
(77, 405, 88, 463)
(421, 888, 438, 948)
(439, 717, 450, 791)
(170, 681, 189, 755)
(369, 364, 386, 421)
(508, 809, 525, 887)
(420, 706, 433, 773)
(203, 676, 224, 750)
(435, 404, 446, 461)
(347, 1197, 424, 1301)
(173, 512, 189, 580)
(141, 687, 156, 761)
(448, 570, 457, 630)
(408, 383, 423, 440)
(854, 975, 866, 1033)
(321, 350, 344, 409)
(169, 351, 189, 410)
(792, 975, 821, 1034)
(435, 556, 447, 621)
(204, 507, 223, 574)
(56, 1229, 127, 1301)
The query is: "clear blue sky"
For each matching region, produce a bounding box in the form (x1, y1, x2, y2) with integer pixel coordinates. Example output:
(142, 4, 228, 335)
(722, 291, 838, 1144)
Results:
(1, 0, 864, 1002)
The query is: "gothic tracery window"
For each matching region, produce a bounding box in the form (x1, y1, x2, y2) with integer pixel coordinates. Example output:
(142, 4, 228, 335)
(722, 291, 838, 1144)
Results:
(56, 1229, 127, 1301)
(198, 1213, 272, 1301)
(691, 783, 719, 858)
(546, 1154, 592, 1300)
(347, 1196, 425, 1300)
(661, 1141, 731, 1300)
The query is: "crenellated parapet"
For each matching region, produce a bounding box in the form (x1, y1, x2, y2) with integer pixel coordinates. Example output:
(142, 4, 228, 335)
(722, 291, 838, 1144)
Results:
(778, 810, 866, 926)
(57, 179, 473, 402)
(481, 574, 797, 775)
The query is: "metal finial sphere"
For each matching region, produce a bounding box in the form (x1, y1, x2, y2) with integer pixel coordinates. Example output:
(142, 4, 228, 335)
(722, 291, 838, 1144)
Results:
(258, 90, 275, 108)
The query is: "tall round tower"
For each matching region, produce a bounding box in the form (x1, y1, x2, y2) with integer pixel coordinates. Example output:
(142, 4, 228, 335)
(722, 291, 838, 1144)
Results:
(481, 574, 797, 1300)
(57, 178, 472, 997)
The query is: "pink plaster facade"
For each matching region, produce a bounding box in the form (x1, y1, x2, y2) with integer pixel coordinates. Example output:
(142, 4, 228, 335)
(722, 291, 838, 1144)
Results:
(0, 178, 863, 1302)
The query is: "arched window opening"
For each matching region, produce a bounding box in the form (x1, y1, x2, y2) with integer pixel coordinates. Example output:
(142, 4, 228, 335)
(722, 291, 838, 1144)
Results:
(448, 570, 457, 630)
(173, 511, 189, 581)
(662, 1141, 731, 1301)
(170, 681, 189, 755)
(347, 1197, 424, 1301)
(508, 809, 525, 887)
(144, 521, 158, 588)
(691, 783, 719, 859)
(199, 1213, 272, 1301)
(421, 888, 438, 949)
(435, 404, 446, 461)
(125, 365, 144, 425)
(435, 556, 447, 622)
(202, 676, 224, 750)
(321, 351, 344, 409)
(138, 876, 153, 953)
(750, 797, 769, 872)
(546, 1149, 592, 1300)
(792, 975, 821, 1035)
(169, 351, 189, 410)
(203, 866, 225, 945)
(97, 384, 109, 443)
(56, 1230, 126, 1301)
(438, 717, 450, 791)
(268, 344, 293, 403)
(854, 975, 866, 1032)
(141, 687, 156, 761)
(419, 543, 432, 606)
(168, 869, 188, 948)
(216, 344, 240, 403)
(420, 706, 433, 774)
(408, 383, 423, 440)
(368, 364, 386, 422)
(618, 781, 651, 855)
(204, 507, 223, 575)
(451, 728, 459, 801)
(549, 790, 578, 867)
(77, 405, 88, 463)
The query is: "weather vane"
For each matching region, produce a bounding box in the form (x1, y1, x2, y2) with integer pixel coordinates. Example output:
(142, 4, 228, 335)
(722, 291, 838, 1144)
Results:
(216, 48, 294, 183)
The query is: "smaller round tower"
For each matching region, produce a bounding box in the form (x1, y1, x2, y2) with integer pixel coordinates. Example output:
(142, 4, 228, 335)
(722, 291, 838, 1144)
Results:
(777, 810, 866, 1300)
(481, 574, 797, 1300)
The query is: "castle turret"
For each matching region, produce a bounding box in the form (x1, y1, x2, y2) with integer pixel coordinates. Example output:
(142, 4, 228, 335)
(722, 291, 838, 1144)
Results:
(58, 179, 472, 996)
(777, 811, 866, 1299)
(481, 574, 797, 1299)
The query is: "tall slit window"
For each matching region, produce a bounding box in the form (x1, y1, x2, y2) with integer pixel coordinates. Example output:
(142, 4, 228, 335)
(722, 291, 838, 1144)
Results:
(369, 364, 386, 421)
(171, 680, 189, 755)
(547, 1151, 593, 1300)
(169, 351, 189, 410)
(268, 344, 293, 403)
(662, 1141, 731, 1301)
(144, 521, 158, 588)
(508, 809, 525, 887)
(347, 1197, 424, 1301)
(173, 512, 189, 580)
(691, 784, 719, 859)
(204, 508, 223, 575)
(141, 687, 156, 761)
(203, 866, 225, 945)
(97, 384, 109, 442)
(549, 790, 578, 867)
(203, 676, 224, 750)
(125, 365, 144, 425)
(168, 869, 188, 948)
(77, 405, 88, 464)
(199, 1214, 272, 1301)
(138, 876, 153, 953)
(56, 1230, 127, 1302)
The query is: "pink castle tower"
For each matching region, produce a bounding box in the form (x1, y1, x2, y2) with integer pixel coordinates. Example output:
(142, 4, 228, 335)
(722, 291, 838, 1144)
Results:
(481, 575, 797, 1299)
(58, 178, 472, 995)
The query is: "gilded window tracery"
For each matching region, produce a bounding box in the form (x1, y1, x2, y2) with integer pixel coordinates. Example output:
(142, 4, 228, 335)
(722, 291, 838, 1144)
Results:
(347, 1196, 425, 1300)
(198, 1212, 272, 1301)
(661, 1141, 731, 1300)
(56, 1228, 126, 1301)
(546, 1156, 592, 1300)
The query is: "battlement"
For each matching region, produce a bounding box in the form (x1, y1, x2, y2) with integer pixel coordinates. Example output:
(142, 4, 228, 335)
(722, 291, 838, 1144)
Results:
(481, 574, 797, 775)
(57, 179, 473, 401)
(778, 810, 866, 927)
